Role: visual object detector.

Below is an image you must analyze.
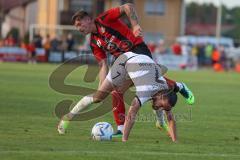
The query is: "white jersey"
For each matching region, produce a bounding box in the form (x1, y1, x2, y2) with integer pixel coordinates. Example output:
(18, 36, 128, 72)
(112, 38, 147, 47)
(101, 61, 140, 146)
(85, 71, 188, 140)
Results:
(106, 52, 169, 106)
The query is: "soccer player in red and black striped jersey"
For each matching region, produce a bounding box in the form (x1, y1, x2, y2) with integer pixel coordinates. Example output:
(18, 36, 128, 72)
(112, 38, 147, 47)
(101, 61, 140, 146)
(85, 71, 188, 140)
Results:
(71, 3, 194, 137)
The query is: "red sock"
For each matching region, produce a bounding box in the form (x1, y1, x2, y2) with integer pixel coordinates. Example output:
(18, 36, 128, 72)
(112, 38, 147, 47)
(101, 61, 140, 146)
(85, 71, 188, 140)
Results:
(111, 90, 125, 126)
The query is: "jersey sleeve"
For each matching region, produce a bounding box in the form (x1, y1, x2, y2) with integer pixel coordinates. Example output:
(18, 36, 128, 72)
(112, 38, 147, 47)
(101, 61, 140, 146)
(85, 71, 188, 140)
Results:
(98, 7, 122, 22)
(90, 41, 106, 62)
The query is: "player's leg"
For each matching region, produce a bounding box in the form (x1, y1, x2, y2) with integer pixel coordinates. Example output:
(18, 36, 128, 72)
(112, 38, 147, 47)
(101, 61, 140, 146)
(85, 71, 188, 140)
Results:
(104, 54, 131, 137)
(111, 90, 125, 136)
(164, 76, 195, 105)
(92, 78, 114, 102)
(157, 64, 195, 104)
(111, 79, 133, 137)
(154, 77, 194, 133)
(154, 109, 169, 132)
(57, 79, 114, 134)
(147, 63, 169, 131)
(71, 78, 114, 116)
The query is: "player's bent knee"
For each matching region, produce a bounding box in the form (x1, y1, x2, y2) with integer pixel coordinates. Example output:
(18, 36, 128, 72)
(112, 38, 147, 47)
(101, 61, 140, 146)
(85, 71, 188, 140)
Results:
(93, 97, 102, 103)
(93, 90, 109, 103)
(92, 94, 105, 103)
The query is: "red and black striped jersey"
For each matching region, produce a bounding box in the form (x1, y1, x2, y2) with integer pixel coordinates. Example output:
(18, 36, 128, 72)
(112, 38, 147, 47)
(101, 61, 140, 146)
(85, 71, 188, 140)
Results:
(90, 7, 144, 62)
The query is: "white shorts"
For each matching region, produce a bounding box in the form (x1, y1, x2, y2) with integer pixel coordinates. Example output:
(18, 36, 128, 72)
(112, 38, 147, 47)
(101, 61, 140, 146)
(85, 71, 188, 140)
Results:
(106, 52, 168, 105)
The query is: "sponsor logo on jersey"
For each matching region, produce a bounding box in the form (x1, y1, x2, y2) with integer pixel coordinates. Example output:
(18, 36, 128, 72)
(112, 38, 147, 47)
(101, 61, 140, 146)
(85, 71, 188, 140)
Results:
(100, 27, 105, 33)
(96, 39, 102, 48)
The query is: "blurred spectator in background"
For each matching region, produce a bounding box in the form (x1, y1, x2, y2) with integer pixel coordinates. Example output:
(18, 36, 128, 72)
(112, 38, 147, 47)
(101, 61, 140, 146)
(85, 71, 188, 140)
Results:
(33, 33, 42, 48)
(60, 35, 68, 62)
(219, 45, 230, 71)
(154, 39, 167, 54)
(181, 42, 191, 56)
(191, 45, 198, 56)
(171, 41, 182, 55)
(235, 59, 240, 73)
(27, 40, 37, 64)
(197, 44, 205, 67)
(212, 46, 223, 71)
(50, 36, 62, 51)
(66, 33, 75, 51)
(204, 43, 213, 66)
(20, 38, 28, 50)
(212, 47, 221, 65)
(147, 41, 156, 53)
(4, 34, 16, 46)
(60, 35, 68, 51)
(42, 34, 51, 62)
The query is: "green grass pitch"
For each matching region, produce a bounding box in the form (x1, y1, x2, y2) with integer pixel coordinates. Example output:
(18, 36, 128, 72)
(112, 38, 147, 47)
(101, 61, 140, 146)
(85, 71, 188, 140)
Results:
(0, 62, 240, 160)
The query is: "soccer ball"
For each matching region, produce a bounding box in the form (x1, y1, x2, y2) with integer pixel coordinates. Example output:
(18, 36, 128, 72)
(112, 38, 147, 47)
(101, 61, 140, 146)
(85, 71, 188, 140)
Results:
(91, 122, 113, 141)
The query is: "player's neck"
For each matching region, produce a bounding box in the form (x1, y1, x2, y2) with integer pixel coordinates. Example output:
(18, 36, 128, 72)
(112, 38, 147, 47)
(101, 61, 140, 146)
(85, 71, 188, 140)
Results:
(91, 21, 97, 34)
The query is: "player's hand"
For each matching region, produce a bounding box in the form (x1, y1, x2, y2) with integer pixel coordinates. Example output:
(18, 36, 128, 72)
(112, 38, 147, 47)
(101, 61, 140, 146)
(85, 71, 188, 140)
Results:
(132, 25, 143, 37)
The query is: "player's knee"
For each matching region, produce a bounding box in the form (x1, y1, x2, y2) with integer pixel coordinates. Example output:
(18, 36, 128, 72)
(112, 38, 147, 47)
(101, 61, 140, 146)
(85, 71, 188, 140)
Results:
(93, 97, 102, 103)
(92, 93, 105, 103)
(92, 90, 109, 103)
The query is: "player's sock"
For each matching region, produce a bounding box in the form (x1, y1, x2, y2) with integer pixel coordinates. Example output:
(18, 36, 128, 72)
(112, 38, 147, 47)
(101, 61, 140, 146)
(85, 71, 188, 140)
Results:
(57, 95, 93, 134)
(155, 109, 165, 124)
(70, 95, 94, 114)
(117, 125, 124, 132)
(176, 82, 184, 90)
(154, 109, 169, 132)
(112, 125, 123, 137)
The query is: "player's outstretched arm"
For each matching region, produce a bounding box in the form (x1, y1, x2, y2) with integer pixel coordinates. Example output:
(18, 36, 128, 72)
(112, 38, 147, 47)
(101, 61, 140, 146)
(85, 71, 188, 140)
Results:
(57, 78, 114, 134)
(98, 59, 108, 87)
(122, 98, 141, 142)
(119, 3, 142, 37)
(166, 111, 177, 142)
(66, 78, 114, 120)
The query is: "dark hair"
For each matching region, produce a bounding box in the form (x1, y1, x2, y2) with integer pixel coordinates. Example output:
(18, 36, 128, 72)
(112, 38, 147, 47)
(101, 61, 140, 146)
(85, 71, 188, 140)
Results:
(167, 90, 178, 107)
(72, 10, 91, 24)
(152, 89, 178, 110)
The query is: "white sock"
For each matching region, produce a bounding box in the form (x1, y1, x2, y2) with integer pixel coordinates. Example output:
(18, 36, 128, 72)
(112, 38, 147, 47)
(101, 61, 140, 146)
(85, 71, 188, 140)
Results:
(70, 95, 94, 115)
(176, 82, 184, 90)
(117, 125, 124, 132)
(154, 109, 165, 125)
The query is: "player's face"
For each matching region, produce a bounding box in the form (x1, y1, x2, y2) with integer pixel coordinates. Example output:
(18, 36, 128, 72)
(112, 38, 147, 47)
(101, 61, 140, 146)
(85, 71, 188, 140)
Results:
(152, 96, 171, 111)
(74, 17, 92, 35)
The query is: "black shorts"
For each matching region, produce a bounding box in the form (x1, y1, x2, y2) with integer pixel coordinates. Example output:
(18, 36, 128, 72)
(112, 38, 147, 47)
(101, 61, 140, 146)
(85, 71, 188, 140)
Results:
(131, 42, 152, 59)
(110, 43, 152, 66)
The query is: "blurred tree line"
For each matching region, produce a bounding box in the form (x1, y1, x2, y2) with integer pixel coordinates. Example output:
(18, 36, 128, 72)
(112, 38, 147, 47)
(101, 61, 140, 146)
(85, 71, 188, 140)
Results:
(186, 2, 240, 40)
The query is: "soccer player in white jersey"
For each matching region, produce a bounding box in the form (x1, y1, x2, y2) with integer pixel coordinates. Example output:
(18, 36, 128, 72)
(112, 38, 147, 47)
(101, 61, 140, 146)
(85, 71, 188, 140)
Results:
(58, 52, 194, 142)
